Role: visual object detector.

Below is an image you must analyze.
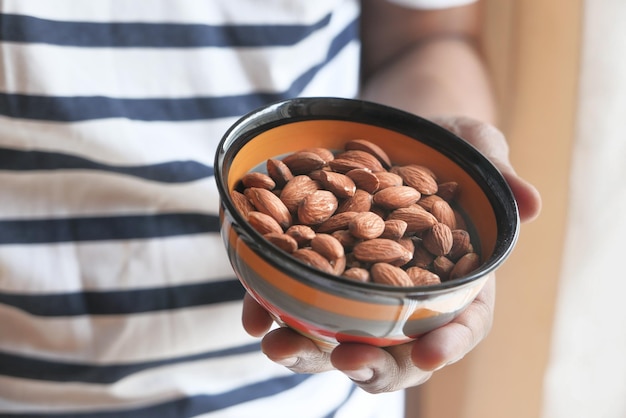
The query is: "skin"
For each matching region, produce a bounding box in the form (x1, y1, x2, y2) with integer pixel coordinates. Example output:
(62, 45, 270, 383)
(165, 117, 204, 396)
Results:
(242, 0, 542, 406)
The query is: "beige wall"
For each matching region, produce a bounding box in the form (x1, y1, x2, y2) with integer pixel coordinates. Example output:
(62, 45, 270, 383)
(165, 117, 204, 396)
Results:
(411, 1, 582, 417)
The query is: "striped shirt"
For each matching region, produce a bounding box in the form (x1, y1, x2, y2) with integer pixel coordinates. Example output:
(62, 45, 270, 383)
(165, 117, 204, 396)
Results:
(0, 1, 473, 416)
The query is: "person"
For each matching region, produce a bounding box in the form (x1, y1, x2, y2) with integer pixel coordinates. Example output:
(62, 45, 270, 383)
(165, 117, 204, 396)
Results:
(0, 0, 541, 417)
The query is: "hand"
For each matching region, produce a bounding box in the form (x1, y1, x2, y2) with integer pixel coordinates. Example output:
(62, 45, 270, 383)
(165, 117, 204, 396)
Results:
(242, 116, 542, 393)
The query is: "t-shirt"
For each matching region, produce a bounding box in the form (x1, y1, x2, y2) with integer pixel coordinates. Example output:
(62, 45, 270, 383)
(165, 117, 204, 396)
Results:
(0, 1, 474, 416)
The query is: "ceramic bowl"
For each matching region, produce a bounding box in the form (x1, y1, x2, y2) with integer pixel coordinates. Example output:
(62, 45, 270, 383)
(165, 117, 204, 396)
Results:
(214, 97, 519, 350)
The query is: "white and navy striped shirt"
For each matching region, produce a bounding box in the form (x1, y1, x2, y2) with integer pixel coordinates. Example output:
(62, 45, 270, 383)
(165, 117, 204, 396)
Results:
(0, 1, 474, 416)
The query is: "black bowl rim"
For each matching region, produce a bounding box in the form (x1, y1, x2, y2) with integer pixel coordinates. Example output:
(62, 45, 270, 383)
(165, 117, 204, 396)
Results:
(215, 97, 520, 295)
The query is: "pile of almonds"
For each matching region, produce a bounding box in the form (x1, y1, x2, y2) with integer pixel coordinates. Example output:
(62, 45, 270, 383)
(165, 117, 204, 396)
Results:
(230, 139, 481, 287)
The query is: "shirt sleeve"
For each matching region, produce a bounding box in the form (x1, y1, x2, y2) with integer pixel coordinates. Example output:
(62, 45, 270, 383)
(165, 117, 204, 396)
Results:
(386, 0, 477, 9)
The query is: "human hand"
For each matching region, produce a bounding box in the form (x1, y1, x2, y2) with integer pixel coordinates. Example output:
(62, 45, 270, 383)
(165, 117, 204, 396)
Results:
(242, 116, 541, 393)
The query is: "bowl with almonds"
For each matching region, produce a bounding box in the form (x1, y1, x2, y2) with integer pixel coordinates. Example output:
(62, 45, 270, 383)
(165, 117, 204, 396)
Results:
(214, 97, 519, 350)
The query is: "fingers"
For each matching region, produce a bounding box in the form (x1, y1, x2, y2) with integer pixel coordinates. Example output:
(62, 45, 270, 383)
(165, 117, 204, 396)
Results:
(261, 327, 334, 374)
(248, 278, 494, 394)
(431, 116, 542, 223)
(331, 343, 432, 394)
(241, 293, 274, 337)
(411, 275, 496, 370)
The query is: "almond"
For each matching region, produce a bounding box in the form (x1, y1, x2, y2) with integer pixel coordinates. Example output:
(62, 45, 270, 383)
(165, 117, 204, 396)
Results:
(318, 171, 356, 198)
(331, 255, 347, 275)
(393, 164, 438, 195)
(436, 181, 459, 201)
(387, 205, 438, 234)
(416, 194, 445, 212)
(374, 171, 403, 189)
(422, 222, 453, 256)
(371, 263, 413, 287)
(431, 199, 457, 229)
(264, 232, 298, 253)
(316, 211, 359, 233)
(247, 211, 283, 235)
(380, 219, 408, 240)
(373, 185, 421, 209)
(230, 190, 255, 218)
(345, 168, 380, 193)
(266, 158, 294, 188)
(333, 150, 385, 173)
(311, 233, 345, 261)
(412, 241, 435, 269)
(282, 151, 326, 175)
(449, 229, 472, 261)
(348, 212, 386, 240)
(449, 252, 481, 280)
(336, 189, 373, 213)
(331, 229, 360, 249)
(406, 267, 441, 286)
(302, 147, 335, 163)
(279, 175, 320, 213)
(344, 139, 392, 169)
(297, 190, 338, 225)
(285, 224, 316, 247)
(353, 238, 413, 265)
(241, 172, 276, 190)
(292, 248, 335, 274)
(432, 255, 455, 281)
(244, 187, 292, 229)
(342, 267, 370, 282)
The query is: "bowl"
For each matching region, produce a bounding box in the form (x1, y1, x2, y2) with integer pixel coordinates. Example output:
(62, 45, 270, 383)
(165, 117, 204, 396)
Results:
(214, 97, 519, 350)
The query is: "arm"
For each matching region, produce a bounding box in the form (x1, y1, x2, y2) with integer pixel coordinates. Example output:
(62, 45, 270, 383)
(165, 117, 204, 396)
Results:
(359, 0, 496, 124)
(244, 0, 541, 401)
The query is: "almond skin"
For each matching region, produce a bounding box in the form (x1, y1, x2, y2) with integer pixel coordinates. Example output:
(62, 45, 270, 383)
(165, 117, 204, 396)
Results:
(281, 151, 326, 175)
(393, 164, 438, 195)
(344, 139, 392, 169)
(266, 158, 294, 188)
(241, 172, 276, 190)
(285, 224, 316, 247)
(374, 171, 403, 189)
(230, 190, 255, 218)
(336, 189, 373, 213)
(422, 222, 454, 256)
(345, 168, 380, 193)
(297, 190, 338, 225)
(370, 263, 414, 287)
(316, 211, 359, 233)
(406, 266, 441, 286)
(342, 267, 370, 282)
(247, 211, 283, 235)
(292, 248, 335, 274)
(380, 219, 408, 240)
(333, 150, 385, 173)
(264, 232, 298, 253)
(449, 252, 481, 280)
(279, 175, 320, 213)
(436, 181, 460, 202)
(431, 199, 457, 229)
(373, 185, 421, 209)
(348, 212, 386, 240)
(244, 187, 292, 229)
(318, 170, 356, 199)
(449, 229, 472, 261)
(432, 255, 455, 281)
(388, 205, 438, 234)
(353, 238, 413, 265)
(311, 233, 345, 261)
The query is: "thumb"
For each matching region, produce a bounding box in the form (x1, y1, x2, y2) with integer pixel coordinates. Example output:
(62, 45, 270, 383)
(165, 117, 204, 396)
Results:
(431, 116, 542, 223)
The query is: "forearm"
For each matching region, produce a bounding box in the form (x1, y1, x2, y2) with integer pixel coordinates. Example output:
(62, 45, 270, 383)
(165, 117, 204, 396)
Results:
(360, 36, 498, 125)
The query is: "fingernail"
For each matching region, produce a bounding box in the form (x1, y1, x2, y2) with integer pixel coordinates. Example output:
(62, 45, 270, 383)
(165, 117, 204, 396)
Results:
(343, 367, 374, 382)
(274, 357, 299, 367)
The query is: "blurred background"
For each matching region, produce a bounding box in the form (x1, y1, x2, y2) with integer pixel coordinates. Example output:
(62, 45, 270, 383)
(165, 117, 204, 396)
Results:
(411, 0, 626, 417)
